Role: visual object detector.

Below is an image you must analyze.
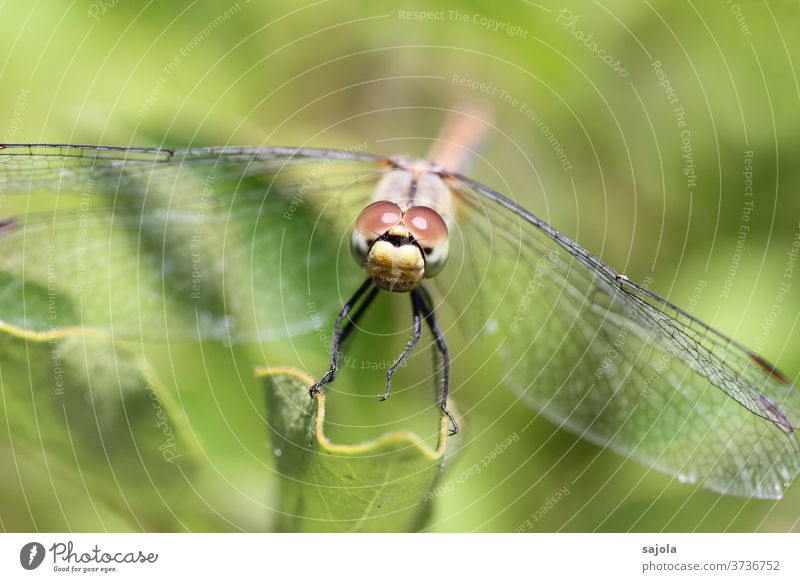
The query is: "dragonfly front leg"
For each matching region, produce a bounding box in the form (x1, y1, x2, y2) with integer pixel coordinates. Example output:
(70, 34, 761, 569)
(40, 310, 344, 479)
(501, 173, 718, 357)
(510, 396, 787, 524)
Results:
(380, 292, 422, 401)
(329, 284, 380, 384)
(416, 286, 458, 435)
(310, 278, 376, 396)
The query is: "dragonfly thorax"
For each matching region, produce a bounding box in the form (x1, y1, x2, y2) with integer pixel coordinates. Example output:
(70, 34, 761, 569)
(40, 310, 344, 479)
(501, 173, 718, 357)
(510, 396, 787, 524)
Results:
(350, 200, 449, 292)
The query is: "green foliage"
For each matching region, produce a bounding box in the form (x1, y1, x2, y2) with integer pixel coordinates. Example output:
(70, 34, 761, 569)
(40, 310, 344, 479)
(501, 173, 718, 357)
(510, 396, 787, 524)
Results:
(1, 0, 800, 532)
(262, 368, 453, 532)
(0, 324, 198, 530)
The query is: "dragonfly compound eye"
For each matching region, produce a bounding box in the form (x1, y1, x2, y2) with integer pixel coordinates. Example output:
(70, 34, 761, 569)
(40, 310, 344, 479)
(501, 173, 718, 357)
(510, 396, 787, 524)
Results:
(403, 205, 450, 278)
(351, 200, 404, 266)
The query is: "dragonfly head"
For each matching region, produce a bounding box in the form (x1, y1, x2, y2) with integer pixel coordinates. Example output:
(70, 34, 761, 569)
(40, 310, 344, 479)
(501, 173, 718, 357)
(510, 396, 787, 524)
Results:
(351, 200, 449, 292)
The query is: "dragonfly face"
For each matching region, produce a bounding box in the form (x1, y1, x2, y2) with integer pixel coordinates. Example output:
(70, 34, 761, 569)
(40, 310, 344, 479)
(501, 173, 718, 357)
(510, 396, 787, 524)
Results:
(351, 200, 450, 291)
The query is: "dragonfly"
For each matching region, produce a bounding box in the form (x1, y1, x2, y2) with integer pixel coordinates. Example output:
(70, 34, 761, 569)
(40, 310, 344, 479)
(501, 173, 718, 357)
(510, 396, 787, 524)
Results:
(0, 112, 798, 500)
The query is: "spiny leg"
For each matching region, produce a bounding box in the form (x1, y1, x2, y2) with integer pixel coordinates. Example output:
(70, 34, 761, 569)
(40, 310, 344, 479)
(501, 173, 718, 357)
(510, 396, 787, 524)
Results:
(330, 284, 380, 383)
(310, 277, 375, 396)
(339, 286, 381, 347)
(430, 331, 442, 403)
(416, 286, 458, 435)
(412, 289, 444, 405)
(380, 291, 422, 401)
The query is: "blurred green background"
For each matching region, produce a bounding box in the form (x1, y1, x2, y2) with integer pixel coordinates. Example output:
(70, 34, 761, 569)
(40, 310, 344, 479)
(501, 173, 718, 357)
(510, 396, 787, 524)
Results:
(1, 0, 799, 532)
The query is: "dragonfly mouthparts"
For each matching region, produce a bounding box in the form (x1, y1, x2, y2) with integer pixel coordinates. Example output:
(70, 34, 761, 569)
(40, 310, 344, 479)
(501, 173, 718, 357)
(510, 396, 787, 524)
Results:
(380, 232, 416, 248)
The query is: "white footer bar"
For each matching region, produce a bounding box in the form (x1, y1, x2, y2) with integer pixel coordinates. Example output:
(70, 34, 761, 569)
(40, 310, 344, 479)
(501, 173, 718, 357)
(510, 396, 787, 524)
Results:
(1, 533, 798, 581)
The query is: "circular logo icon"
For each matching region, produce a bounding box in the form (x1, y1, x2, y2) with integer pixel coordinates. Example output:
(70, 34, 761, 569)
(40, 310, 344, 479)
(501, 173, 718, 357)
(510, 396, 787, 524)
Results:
(20, 542, 46, 570)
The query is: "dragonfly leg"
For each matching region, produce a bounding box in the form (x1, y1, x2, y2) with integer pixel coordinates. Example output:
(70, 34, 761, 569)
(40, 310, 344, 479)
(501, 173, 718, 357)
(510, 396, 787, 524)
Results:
(416, 286, 458, 435)
(330, 284, 380, 383)
(380, 292, 422, 401)
(310, 278, 375, 396)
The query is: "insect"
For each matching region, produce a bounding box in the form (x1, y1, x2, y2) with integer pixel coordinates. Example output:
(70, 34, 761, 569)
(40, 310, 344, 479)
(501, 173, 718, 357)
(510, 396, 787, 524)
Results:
(307, 143, 477, 436)
(0, 111, 798, 498)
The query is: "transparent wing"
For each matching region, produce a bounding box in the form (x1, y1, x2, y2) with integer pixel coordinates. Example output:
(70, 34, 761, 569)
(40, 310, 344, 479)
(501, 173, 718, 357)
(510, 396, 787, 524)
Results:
(0, 145, 385, 342)
(436, 171, 800, 499)
(3, 144, 798, 497)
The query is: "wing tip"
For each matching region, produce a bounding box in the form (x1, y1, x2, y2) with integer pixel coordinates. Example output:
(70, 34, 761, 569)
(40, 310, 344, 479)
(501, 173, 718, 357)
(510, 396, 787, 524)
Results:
(754, 392, 797, 435)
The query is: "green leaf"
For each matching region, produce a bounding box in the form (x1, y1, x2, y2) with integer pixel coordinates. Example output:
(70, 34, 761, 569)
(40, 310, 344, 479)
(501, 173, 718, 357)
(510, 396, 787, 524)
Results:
(261, 367, 456, 532)
(0, 323, 201, 530)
